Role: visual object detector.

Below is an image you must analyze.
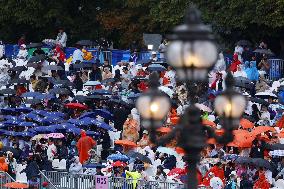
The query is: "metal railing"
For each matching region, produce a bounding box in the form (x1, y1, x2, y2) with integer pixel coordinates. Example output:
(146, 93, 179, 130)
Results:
(269, 59, 284, 80)
(41, 171, 185, 189)
(0, 171, 15, 189)
(39, 170, 58, 189)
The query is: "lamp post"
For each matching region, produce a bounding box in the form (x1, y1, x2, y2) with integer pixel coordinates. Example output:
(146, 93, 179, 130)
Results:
(136, 5, 246, 189)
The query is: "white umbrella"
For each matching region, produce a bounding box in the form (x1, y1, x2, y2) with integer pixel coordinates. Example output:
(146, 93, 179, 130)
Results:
(84, 81, 101, 86)
(44, 133, 65, 139)
(195, 103, 212, 112)
(157, 147, 179, 158)
(255, 91, 277, 99)
(158, 86, 174, 98)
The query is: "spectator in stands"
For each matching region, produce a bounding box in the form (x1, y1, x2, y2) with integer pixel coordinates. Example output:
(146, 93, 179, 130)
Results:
(102, 67, 113, 80)
(77, 130, 96, 164)
(47, 138, 57, 162)
(95, 164, 104, 176)
(72, 45, 84, 64)
(89, 64, 102, 81)
(69, 156, 83, 174)
(73, 72, 84, 91)
(102, 59, 112, 73)
(6, 151, 17, 179)
(0, 41, 5, 59)
(150, 51, 158, 62)
(33, 47, 45, 56)
(0, 156, 8, 172)
(55, 140, 68, 160)
(121, 67, 132, 89)
(56, 28, 67, 48)
(159, 39, 168, 60)
(17, 44, 28, 59)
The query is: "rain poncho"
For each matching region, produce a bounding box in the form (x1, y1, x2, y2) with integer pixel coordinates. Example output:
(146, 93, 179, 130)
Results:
(77, 130, 96, 164)
(245, 61, 259, 81)
(229, 54, 241, 73)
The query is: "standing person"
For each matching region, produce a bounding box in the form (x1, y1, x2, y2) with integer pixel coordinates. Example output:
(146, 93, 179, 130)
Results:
(158, 39, 168, 60)
(0, 156, 8, 172)
(76, 130, 96, 164)
(6, 151, 17, 180)
(225, 171, 238, 189)
(72, 45, 84, 64)
(240, 173, 253, 189)
(90, 63, 102, 81)
(18, 34, 26, 46)
(102, 67, 113, 80)
(69, 156, 83, 174)
(121, 67, 132, 89)
(102, 59, 112, 73)
(73, 72, 84, 91)
(55, 140, 68, 160)
(47, 138, 57, 162)
(253, 171, 270, 189)
(17, 44, 28, 59)
(230, 53, 241, 73)
(56, 28, 67, 48)
(209, 172, 224, 189)
(98, 128, 111, 160)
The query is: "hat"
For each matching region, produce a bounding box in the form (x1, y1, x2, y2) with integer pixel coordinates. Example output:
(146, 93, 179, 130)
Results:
(20, 44, 26, 49)
(230, 171, 237, 176)
(143, 130, 148, 135)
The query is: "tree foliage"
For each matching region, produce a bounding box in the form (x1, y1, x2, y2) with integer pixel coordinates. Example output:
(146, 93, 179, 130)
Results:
(1, 0, 284, 49)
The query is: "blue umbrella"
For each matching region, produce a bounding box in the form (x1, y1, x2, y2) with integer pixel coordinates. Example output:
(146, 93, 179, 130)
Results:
(0, 108, 16, 114)
(15, 107, 33, 113)
(32, 110, 48, 116)
(15, 132, 35, 137)
(44, 111, 65, 118)
(84, 81, 101, 86)
(50, 123, 74, 131)
(18, 122, 38, 127)
(66, 127, 81, 135)
(86, 131, 100, 136)
(4, 120, 20, 125)
(30, 126, 56, 133)
(21, 92, 43, 98)
(107, 153, 129, 162)
(92, 89, 111, 95)
(25, 113, 40, 120)
(92, 119, 113, 131)
(34, 93, 55, 100)
(83, 163, 106, 169)
(3, 115, 18, 121)
(148, 64, 166, 72)
(80, 109, 113, 120)
(128, 93, 141, 99)
(68, 119, 81, 125)
(3, 130, 16, 136)
(78, 117, 96, 126)
(42, 116, 64, 123)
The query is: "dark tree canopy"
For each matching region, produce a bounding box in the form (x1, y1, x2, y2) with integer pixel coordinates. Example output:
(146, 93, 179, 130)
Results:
(1, 0, 284, 51)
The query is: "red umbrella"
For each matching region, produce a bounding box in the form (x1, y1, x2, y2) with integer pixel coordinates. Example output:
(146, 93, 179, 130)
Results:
(111, 161, 127, 167)
(115, 140, 137, 147)
(65, 102, 88, 110)
(167, 168, 187, 176)
(3, 182, 28, 188)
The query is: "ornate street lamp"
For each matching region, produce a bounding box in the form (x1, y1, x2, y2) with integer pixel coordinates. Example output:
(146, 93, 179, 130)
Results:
(166, 6, 218, 81)
(136, 5, 246, 189)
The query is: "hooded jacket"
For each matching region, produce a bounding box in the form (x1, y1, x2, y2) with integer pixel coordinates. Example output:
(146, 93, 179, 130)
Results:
(77, 130, 96, 164)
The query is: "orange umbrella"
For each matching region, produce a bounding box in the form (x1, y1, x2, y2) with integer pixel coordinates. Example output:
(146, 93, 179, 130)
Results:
(115, 140, 137, 147)
(227, 130, 255, 148)
(277, 132, 284, 138)
(175, 147, 185, 155)
(251, 126, 275, 136)
(157, 127, 172, 133)
(239, 118, 254, 129)
(3, 182, 28, 188)
(202, 120, 216, 128)
(111, 161, 127, 167)
(170, 117, 180, 125)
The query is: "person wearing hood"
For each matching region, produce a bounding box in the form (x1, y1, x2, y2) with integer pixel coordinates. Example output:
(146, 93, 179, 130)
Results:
(0, 156, 8, 172)
(17, 44, 28, 59)
(255, 75, 270, 93)
(230, 54, 242, 73)
(240, 173, 253, 189)
(69, 156, 83, 174)
(245, 57, 259, 81)
(76, 130, 96, 164)
(253, 171, 270, 189)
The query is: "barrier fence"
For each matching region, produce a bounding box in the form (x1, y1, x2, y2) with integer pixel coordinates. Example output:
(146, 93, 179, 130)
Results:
(0, 171, 15, 189)
(41, 171, 186, 189)
(269, 59, 284, 80)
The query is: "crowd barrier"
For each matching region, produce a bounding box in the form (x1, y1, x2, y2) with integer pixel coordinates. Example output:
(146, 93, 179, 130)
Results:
(41, 171, 186, 189)
(269, 59, 284, 80)
(0, 171, 15, 189)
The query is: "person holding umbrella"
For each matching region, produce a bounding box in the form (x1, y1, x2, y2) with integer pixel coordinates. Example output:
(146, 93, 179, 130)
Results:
(56, 28, 67, 48)
(17, 44, 28, 59)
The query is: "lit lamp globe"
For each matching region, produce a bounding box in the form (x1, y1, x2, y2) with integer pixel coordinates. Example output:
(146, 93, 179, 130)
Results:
(166, 6, 218, 81)
(214, 74, 246, 127)
(136, 73, 171, 128)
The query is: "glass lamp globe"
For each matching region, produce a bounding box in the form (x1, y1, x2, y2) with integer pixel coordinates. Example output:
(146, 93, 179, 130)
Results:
(136, 91, 171, 128)
(214, 92, 246, 119)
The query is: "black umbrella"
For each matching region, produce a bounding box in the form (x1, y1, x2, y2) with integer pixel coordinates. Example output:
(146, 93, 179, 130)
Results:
(252, 158, 272, 170)
(44, 65, 64, 71)
(249, 97, 270, 106)
(76, 40, 94, 46)
(87, 95, 108, 100)
(265, 143, 284, 150)
(26, 43, 43, 49)
(28, 54, 45, 63)
(9, 79, 29, 84)
(52, 80, 74, 87)
(234, 76, 254, 89)
(137, 59, 151, 65)
(253, 48, 274, 55)
(234, 156, 253, 164)
(25, 99, 42, 105)
(101, 78, 116, 84)
(74, 95, 87, 102)
(73, 62, 93, 69)
(0, 88, 16, 95)
(132, 76, 147, 81)
(236, 40, 252, 47)
(49, 88, 72, 95)
(10, 66, 27, 72)
(127, 151, 152, 164)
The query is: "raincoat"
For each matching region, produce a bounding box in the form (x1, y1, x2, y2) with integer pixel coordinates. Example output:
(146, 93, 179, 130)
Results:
(245, 61, 259, 81)
(253, 172, 270, 189)
(0, 157, 8, 172)
(229, 54, 241, 73)
(77, 130, 96, 164)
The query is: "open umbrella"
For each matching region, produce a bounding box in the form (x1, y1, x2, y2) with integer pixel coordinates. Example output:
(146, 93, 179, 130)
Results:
(44, 133, 65, 139)
(157, 147, 179, 158)
(92, 89, 111, 95)
(251, 126, 275, 136)
(202, 120, 217, 128)
(76, 40, 94, 46)
(253, 49, 274, 55)
(49, 88, 72, 95)
(137, 59, 151, 65)
(249, 97, 270, 106)
(65, 102, 88, 110)
(127, 151, 152, 164)
(195, 103, 212, 112)
(167, 168, 187, 176)
(73, 61, 93, 69)
(101, 78, 116, 84)
(266, 143, 284, 150)
(52, 80, 74, 87)
(9, 79, 29, 84)
(148, 64, 166, 72)
(107, 153, 129, 162)
(80, 109, 113, 120)
(234, 156, 253, 164)
(3, 182, 28, 188)
(27, 54, 45, 63)
(239, 118, 254, 129)
(0, 88, 16, 95)
(115, 140, 137, 147)
(84, 81, 101, 86)
(18, 122, 38, 127)
(21, 92, 43, 98)
(255, 91, 277, 99)
(44, 65, 64, 71)
(26, 42, 42, 49)
(111, 161, 127, 167)
(252, 158, 272, 170)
